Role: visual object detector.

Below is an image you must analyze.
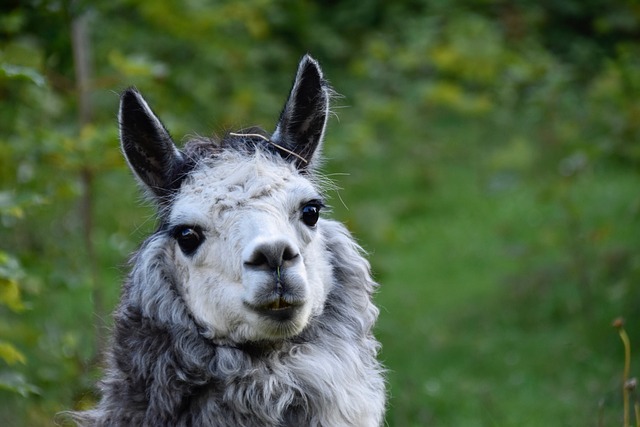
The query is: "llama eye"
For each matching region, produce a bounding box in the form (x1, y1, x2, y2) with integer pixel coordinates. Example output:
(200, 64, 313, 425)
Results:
(301, 202, 322, 227)
(173, 226, 204, 255)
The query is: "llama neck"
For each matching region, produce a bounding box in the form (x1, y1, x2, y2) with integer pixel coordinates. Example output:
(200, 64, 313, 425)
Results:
(103, 287, 379, 425)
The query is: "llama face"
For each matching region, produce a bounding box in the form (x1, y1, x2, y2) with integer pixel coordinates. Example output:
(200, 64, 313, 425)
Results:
(119, 55, 333, 344)
(166, 152, 332, 342)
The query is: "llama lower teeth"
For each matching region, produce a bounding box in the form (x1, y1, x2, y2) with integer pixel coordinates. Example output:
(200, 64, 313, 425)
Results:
(268, 298, 290, 310)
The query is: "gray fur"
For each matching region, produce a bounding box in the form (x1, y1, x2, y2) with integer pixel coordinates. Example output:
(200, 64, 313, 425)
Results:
(69, 56, 385, 426)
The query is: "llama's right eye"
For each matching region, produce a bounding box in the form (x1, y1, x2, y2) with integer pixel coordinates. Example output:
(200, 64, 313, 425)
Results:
(173, 226, 204, 255)
(301, 202, 322, 227)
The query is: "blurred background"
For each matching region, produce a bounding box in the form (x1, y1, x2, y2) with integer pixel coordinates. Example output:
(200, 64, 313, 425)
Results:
(1, 0, 640, 425)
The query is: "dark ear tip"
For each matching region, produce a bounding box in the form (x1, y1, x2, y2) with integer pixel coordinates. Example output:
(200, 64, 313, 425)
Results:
(301, 53, 318, 66)
(299, 54, 323, 80)
(120, 87, 144, 108)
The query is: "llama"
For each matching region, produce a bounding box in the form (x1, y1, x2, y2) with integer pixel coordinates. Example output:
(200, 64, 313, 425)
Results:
(71, 55, 385, 426)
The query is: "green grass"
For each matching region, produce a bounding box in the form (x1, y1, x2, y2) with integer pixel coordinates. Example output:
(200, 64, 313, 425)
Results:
(324, 122, 639, 425)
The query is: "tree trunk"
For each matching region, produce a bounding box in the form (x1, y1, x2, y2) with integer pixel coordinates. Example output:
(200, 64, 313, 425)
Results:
(71, 13, 104, 358)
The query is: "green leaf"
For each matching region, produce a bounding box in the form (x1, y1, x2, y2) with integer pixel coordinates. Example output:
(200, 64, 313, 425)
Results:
(0, 278, 25, 312)
(0, 64, 45, 87)
(0, 341, 26, 365)
(0, 371, 40, 397)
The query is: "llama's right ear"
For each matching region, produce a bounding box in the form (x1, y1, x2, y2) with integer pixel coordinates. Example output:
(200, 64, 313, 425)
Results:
(119, 88, 183, 199)
(271, 55, 330, 171)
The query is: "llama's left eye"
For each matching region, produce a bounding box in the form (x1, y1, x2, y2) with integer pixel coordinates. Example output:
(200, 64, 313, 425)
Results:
(173, 226, 204, 255)
(301, 202, 322, 227)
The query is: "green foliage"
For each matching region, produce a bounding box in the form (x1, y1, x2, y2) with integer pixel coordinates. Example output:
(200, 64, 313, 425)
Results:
(1, 0, 639, 425)
(0, 247, 40, 399)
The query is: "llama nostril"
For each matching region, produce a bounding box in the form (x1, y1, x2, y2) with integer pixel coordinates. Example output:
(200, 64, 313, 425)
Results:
(246, 251, 269, 268)
(282, 246, 298, 262)
(244, 240, 300, 269)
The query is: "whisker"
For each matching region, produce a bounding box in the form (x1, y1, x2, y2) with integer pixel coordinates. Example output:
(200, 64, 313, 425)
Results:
(229, 132, 308, 165)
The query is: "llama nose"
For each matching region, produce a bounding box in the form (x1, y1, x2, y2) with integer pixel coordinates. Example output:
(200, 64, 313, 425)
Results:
(244, 239, 300, 269)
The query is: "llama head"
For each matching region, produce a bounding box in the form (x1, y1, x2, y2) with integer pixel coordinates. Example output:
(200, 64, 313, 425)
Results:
(119, 55, 334, 343)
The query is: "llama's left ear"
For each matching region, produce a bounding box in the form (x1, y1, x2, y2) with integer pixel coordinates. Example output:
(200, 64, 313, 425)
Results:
(271, 55, 330, 171)
(119, 88, 184, 200)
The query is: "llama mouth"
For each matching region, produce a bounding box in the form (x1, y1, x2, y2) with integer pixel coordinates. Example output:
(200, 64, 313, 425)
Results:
(245, 297, 302, 320)
(264, 297, 293, 311)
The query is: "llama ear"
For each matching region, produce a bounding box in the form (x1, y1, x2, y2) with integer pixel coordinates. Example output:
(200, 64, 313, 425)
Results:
(271, 55, 330, 171)
(119, 88, 184, 199)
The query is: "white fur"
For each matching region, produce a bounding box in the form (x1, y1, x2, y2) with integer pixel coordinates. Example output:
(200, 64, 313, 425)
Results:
(169, 151, 332, 343)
